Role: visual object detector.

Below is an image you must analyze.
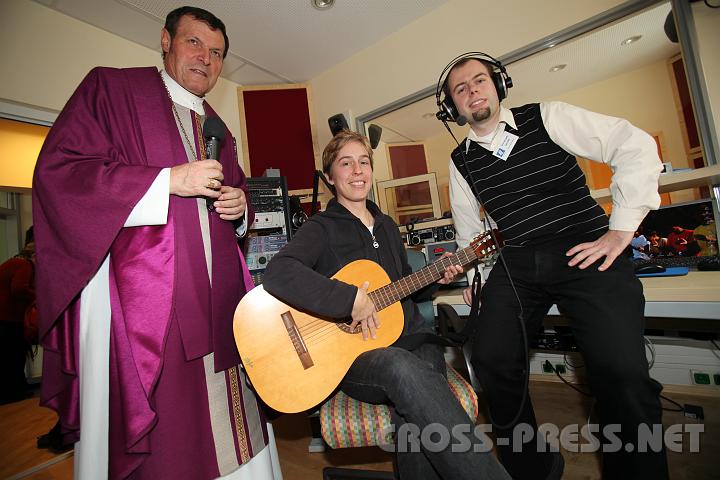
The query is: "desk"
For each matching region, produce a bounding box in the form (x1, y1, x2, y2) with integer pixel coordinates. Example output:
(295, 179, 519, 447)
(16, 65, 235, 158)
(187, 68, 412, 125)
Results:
(434, 271, 720, 320)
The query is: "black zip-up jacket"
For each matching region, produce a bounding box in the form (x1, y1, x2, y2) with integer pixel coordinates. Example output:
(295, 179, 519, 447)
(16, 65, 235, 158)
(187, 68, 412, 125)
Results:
(263, 198, 431, 339)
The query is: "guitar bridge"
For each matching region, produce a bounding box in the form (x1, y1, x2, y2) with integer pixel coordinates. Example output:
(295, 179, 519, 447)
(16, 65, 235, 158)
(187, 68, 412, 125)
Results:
(281, 311, 314, 369)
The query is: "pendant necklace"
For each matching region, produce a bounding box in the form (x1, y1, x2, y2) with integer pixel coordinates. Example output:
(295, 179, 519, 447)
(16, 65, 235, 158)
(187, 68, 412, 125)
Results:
(161, 73, 206, 162)
(368, 221, 379, 249)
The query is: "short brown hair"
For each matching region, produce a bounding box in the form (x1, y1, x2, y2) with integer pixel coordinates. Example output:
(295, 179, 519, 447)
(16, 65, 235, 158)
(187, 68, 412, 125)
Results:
(321, 130, 374, 175)
(443, 58, 494, 97)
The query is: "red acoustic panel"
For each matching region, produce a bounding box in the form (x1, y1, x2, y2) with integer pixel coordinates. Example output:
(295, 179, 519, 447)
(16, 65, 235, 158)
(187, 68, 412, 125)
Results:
(242, 88, 316, 190)
(388, 144, 430, 207)
(388, 144, 427, 178)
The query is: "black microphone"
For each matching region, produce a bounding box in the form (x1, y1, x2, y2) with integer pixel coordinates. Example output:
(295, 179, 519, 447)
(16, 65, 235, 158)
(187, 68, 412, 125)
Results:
(456, 115, 468, 127)
(203, 116, 226, 211)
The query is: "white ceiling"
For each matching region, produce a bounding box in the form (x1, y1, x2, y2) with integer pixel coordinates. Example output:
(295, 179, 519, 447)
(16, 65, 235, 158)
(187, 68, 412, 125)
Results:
(372, 1, 680, 144)
(33, 0, 447, 85)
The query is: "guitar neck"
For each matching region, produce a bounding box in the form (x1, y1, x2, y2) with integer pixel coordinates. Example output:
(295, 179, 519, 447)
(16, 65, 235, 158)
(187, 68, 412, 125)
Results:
(369, 245, 478, 311)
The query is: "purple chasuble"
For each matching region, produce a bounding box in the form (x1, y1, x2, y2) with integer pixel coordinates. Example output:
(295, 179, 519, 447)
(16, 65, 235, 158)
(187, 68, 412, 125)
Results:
(32, 67, 261, 474)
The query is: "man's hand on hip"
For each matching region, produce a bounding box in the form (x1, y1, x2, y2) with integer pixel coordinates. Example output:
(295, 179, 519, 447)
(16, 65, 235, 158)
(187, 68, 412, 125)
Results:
(566, 230, 634, 271)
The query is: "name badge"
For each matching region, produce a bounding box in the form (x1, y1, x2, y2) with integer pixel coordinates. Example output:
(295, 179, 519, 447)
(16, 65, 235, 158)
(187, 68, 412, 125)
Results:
(493, 131, 519, 160)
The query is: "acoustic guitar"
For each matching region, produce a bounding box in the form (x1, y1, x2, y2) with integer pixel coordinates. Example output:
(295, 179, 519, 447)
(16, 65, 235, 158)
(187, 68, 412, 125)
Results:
(233, 232, 497, 413)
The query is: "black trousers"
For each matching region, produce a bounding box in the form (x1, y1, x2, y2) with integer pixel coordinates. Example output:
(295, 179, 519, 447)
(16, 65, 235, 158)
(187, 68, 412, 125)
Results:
(342, 343, 510, 480)
(469, 240, 668, 480)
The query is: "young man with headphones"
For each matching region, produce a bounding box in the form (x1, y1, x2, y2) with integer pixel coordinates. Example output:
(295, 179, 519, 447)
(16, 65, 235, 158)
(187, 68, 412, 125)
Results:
(438, 52, 669, 479)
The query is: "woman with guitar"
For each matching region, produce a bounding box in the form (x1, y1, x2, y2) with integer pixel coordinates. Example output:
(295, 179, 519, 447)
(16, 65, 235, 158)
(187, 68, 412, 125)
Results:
(263, 130, 509, 479)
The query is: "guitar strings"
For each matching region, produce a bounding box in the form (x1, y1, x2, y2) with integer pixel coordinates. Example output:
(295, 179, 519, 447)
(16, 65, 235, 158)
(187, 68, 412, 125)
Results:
(304, 326, 340, 346)
(300, 322, 335, 339)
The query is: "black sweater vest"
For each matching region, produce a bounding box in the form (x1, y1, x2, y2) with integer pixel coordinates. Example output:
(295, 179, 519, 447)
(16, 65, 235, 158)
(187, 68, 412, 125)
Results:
(451, 103, 608, 246)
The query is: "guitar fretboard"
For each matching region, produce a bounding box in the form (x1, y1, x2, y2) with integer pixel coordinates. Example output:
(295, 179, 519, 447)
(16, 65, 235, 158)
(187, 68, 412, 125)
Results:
(368, 240, 491, 311)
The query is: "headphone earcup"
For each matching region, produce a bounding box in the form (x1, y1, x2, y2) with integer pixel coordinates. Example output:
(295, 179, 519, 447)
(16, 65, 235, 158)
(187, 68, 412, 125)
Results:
(492, 71, 507, 101)
(440, 96, 459, 123)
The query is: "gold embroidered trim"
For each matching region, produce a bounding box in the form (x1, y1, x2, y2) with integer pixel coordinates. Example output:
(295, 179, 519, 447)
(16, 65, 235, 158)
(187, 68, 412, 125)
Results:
(228, 366, 250, 462)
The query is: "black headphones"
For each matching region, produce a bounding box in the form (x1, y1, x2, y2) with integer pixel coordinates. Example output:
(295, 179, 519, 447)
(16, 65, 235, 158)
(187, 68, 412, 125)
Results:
(435, 51, 513, 124)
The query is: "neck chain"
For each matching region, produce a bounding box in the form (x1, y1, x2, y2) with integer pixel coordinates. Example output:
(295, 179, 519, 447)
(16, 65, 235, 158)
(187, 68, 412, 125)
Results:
(364, 214, 379, 249)
(370, 231, 379, 249)
(161, 73, 206, 162)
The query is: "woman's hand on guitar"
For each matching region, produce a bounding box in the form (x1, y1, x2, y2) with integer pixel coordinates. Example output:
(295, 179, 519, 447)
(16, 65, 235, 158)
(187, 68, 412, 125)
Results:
(351, 281, 380, 341)
(437, 253, 463, 285)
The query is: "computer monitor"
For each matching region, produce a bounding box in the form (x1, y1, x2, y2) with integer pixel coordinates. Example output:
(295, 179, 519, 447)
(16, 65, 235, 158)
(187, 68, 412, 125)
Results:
(633, 198, 718, 260)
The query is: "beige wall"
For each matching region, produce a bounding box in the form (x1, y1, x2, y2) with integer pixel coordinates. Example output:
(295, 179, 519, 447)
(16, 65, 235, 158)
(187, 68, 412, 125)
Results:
(548, 60, 686, 168)
(308, 0, 625, 156)
(546, 59, 700, 204)
(0, 0, 246, 169)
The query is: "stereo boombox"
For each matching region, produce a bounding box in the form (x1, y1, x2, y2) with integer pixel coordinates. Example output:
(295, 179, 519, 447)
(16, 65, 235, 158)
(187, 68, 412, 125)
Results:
(405, 224, 456, 246)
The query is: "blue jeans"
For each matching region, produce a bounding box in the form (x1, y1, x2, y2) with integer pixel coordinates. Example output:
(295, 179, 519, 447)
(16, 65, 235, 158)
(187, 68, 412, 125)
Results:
(470, 240, 668, 480)
(341, 343, 510, 480)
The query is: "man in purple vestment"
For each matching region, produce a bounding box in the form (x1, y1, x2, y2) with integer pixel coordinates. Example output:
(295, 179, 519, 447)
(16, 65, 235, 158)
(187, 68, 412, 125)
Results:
(32, 7, 279, 480)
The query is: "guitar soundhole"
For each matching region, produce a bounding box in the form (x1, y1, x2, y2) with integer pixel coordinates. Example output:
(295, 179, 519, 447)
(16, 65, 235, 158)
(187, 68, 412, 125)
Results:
(336, 320, 360, 334)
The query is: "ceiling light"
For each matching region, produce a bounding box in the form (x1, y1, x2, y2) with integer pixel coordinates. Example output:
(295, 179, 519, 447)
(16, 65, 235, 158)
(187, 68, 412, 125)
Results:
(621, 35, 642, 46)
(312, 0, 334, 9)
(549, 64, 567, 73)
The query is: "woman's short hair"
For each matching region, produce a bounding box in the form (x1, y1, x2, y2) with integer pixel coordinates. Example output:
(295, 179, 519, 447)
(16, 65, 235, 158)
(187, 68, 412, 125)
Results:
(321, 130, 374, 175)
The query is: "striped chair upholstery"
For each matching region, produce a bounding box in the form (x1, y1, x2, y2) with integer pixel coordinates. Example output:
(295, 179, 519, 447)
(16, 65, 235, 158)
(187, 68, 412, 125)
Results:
(319, 365, 478, 449)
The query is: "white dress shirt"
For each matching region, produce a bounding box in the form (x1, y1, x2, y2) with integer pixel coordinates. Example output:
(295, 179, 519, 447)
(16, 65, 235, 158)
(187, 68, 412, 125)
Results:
(449, 101, 662, 252)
